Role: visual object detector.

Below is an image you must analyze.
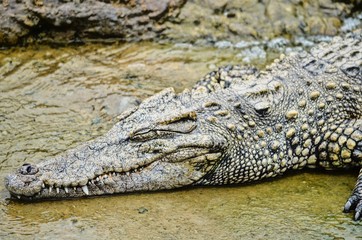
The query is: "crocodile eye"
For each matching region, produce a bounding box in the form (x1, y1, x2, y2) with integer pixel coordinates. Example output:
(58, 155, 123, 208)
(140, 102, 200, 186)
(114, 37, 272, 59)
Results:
(129, 128, 176, 142)
(129, 129, 158, 142)
(129, 114, 197, 142)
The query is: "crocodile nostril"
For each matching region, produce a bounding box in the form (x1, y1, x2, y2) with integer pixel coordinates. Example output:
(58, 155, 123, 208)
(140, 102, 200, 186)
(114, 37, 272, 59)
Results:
(19, 163, 38, 175)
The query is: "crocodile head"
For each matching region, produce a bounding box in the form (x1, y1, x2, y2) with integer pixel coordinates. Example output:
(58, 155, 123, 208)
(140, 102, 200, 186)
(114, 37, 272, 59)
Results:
(5, 88, 232, 200)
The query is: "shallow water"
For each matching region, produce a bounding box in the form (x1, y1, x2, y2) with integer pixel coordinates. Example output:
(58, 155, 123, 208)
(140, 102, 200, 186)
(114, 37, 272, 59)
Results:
(0, 42, 361, 239)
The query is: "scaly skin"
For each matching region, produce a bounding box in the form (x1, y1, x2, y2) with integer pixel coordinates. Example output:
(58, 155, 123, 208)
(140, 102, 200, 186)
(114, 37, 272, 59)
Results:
(4, 32, 362, 220)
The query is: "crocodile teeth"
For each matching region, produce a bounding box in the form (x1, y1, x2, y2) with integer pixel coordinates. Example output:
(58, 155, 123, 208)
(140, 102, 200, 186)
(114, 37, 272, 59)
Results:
(82, 185, 89, 195)
(42, 183, 45, 188)
(56, 188, 60, 194)
(64, 187, 69, 193)
(49, 186, 53, 193)
(17, 195, 21, 199)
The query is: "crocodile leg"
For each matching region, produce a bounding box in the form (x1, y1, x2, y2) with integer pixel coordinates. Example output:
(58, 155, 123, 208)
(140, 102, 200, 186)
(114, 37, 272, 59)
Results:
(343, 124, 362, 220)
(344, 168, 362, 220)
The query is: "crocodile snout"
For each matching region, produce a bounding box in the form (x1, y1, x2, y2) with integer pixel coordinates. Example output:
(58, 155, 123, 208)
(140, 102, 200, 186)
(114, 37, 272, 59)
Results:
(19, 163, 38, 175)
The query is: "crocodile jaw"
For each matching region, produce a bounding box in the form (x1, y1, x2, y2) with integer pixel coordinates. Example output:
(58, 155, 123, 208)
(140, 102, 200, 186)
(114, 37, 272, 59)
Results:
(4, 130, 222, 200)
(5, 88, 226, 200)
(5, 160, 204, 200)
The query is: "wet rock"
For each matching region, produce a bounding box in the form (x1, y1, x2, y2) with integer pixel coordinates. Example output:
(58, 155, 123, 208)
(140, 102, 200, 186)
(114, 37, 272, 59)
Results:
(234, 40, 260, 49)
(266, 37, 290, 52)
(0, 0, 186, 46)
(294, 37, 315, 48)
(201, 0, 228, 12)
(341, 17, 362, 32)
(0, 0, 361, 46)
(166, 0, 360, 44)
(307, 35, 333, 43)
(215, 41, 233, 49)
(285, 47, 304, 55)
(228, 23, 258, 38)
(264, 0, 300, 36)
(137, 207, 148, 214)
(237, 46, 266, 63)
(173, 43, 193, 49)
(306, 16, 341, 35)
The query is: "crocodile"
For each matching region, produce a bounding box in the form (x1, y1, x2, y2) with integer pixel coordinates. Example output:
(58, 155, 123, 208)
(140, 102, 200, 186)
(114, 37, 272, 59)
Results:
(4, 32, 362, 220)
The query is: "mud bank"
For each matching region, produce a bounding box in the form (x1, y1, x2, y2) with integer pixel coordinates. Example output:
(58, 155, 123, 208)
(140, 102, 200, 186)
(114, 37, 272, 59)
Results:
(0, 0, 361, 46)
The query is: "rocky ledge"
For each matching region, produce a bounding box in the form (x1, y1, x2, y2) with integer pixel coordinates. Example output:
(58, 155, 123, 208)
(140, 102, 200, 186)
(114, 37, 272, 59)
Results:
(0, 0, 361, 46)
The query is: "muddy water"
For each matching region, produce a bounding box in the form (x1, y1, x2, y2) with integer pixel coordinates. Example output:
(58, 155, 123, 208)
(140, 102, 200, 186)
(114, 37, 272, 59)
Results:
(0, 43, 361, 239)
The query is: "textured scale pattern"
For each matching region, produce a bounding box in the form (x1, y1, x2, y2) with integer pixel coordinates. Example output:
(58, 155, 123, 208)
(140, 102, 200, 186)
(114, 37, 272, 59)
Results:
(196, 36, 361, 185)
(4, 32, 362, 220)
